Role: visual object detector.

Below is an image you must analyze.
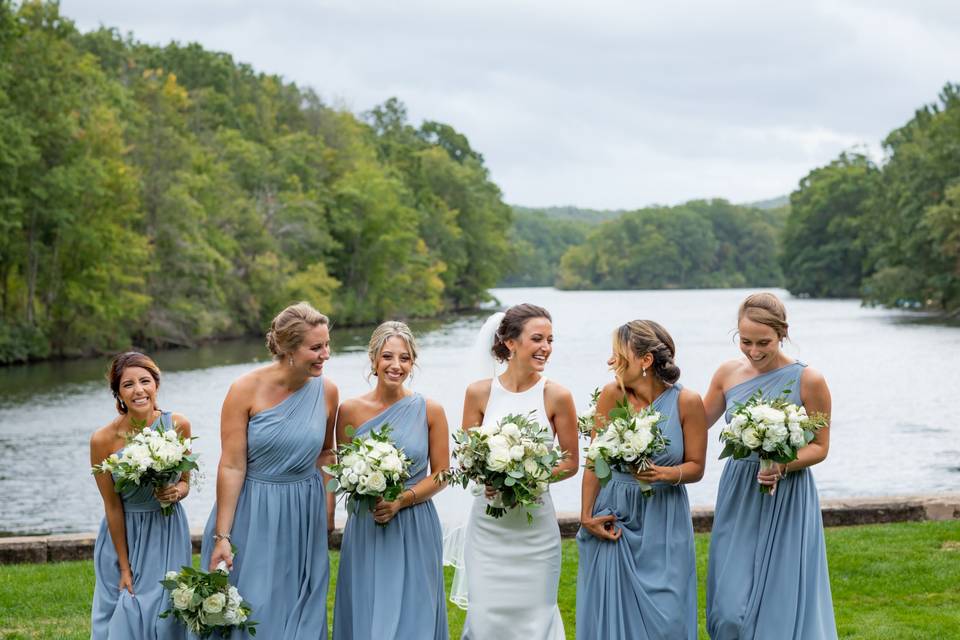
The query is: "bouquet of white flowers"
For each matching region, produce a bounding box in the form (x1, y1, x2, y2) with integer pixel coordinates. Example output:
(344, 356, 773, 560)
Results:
(719, 388, 829, 494)
(323, 424, 411, 526)
(92, 420, 199, 516)
(585, 399, 669, 496)
(576, 388, 602, 438)
(159, 563, 257, 637)
(444, 412, 566, 523)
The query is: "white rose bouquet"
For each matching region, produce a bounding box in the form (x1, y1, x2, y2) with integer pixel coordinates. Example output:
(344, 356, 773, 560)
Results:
(576, 387, 602, 438)
(719, 388, 829, 494)
(159, 563, 257, 637)
(323, 424, 411, 526)
(585, 399, 669, 497)
(444, 412, 566, 523)
(92, 419, 199, 516)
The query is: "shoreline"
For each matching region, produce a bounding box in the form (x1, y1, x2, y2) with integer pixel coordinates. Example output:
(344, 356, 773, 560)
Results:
(3, 492, 957, 565)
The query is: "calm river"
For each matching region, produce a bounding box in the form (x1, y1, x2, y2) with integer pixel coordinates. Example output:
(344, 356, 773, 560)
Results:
(1, 287, 958, 535)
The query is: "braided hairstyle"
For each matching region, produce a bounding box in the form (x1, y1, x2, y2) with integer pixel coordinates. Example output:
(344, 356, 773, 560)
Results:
(611, 320, 681, 385)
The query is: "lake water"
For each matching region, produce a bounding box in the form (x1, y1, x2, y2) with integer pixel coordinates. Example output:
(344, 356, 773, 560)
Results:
(1, 287, 958, 535)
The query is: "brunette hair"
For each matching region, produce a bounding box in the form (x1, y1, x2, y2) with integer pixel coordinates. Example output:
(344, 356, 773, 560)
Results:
(266, 301, 329, 358)
(106, 351, 161, 414)
(611, 320, 681, 385)
(738, 292, 789, 339)
(367, 320, 418, 377)
(492, 303, 552, 363)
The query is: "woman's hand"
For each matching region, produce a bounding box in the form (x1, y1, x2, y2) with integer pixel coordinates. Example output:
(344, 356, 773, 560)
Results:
(154, 482, 186, 504)
(633, 462, 675, 485)
(208, 538, 234, 571)
(484, 485, 498, 500)
(581, 514, 622, 542)
(757, 462, 785, 494)
(118, 567, 135, 595)
(373, 496, 404, 524)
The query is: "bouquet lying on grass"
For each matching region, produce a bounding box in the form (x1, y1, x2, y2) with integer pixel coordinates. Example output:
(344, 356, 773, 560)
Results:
(719, 388, 829, 494)
(160, 563, 257, 637)
(444, 412, 566, 522)
(584, 399, 669, 496)
(323, 424, 412, 526)
(92, 420, 199, 516)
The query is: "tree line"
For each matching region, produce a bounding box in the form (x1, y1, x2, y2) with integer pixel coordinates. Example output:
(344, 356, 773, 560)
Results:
(0, 2, 511, 363)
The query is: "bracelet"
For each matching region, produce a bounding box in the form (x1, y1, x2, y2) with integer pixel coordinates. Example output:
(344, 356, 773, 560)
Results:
(673, 468, 683, 486)
(405, 488, 418, 505)
(213, 533, 231, 543)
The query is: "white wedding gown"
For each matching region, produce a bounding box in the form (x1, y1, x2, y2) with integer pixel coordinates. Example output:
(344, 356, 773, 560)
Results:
(460, 375, 565, 640)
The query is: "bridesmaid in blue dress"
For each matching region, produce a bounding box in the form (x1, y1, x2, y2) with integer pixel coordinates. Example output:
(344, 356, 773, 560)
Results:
(577, 320, 706, 640)
(90, 351, 192, 639)
(333, 321, 450, 640)
(202, 301, 338, 639)
(704, 292, 837, 639)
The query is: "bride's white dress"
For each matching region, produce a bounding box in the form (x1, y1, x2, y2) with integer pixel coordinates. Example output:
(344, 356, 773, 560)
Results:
(460, 375, 565, 640)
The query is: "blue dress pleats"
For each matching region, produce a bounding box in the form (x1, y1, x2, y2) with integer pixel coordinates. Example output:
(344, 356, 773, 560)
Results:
(706, 362, 837, 639)
(91, 411, 192, 640)
(201, 376, 330, 639)
(576, 384, 698, 640)
(333, 394, 448, 640)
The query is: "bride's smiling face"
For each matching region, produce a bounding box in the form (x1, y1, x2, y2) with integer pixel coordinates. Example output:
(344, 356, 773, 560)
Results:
(506, 318, 554, 372)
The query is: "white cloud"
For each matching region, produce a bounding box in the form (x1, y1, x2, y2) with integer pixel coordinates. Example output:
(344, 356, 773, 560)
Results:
(64, 0, 960, 208)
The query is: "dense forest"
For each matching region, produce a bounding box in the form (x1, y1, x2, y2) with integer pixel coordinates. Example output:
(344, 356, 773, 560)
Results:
(0, 2, 511, 362)
(2, 2, 958, 364)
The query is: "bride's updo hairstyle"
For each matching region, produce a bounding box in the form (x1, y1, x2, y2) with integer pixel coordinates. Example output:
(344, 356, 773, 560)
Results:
(266, 301, 329, 359)
(491, 303, 552, 363)
(738, 292, 789, 340)
(611, 320, 681, 386)
(367, 320, 418, 377)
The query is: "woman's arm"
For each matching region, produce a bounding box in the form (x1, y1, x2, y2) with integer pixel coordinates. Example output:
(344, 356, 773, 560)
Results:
(373, 398, 450, 524)
(91, 430, 134, 594)
(546, 382, 579, 482)
(461, 380, 489, 431)
(319, 381, 339, 532)
(580, 384, 621, 541)
(155, 414, 192, 505)
(703, 362, 735, 428)
(208, 380, 251, 570)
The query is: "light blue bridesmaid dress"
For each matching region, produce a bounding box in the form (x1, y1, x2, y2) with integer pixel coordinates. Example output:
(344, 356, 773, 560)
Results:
(91, 411, 191, 640)
(333, 393, 448, 640)
(706, 362, 837, 639)
(576, 384, 697, 640)
(201, 376, 330, 639)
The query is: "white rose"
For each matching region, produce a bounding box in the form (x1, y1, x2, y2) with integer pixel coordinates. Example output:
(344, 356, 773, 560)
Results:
(165, 570, 179, 581)
(341, 453, 359, 469)
(741, 427, 761, 449)
(202, 592, 226, 614)
(380, 453, 403, 473)
(223, 607, 240, 624)
(479, 423, 500, 437)
(227, 586, 241, 606)
(509, 445, 525, 461)
(350, 459, 369, 476)
(500, 422, 521, 439)
(172, 587, 194, 610)
(366, 470, 387, 493)
(762, 424, 788, 452)
(487, 435, 509, 451)
(486, 447, 511, 472)
(789, 425, 806, 447)
(729, 414, 748, 435)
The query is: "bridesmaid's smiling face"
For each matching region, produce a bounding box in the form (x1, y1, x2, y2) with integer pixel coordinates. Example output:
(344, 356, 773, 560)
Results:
(293, 323, 331, 377)
(117, 365, 159, 417)
(506, 317, 554, 372)
(738, 317, 781, 372)
(375, 335, 414, 386)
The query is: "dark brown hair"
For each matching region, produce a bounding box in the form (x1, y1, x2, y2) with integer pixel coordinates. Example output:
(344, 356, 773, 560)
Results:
(492, 303, 552, 363)
(738, 292, 789, 339)
(612, 320, 681, 385)
(106, 351, 161, 414)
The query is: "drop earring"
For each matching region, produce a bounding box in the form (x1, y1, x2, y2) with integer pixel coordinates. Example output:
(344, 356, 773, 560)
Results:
(642, 368, 647, 377)
(289, 356, 294, 367)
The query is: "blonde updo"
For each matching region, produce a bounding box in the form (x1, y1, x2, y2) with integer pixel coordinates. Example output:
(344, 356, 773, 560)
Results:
(611, 320, 681, 385)
(738, 292, 789, 339)
(265, 302, 329, 358)
(367, 321, 418, 376)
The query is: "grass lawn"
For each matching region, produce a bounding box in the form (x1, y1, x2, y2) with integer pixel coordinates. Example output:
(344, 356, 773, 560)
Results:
(1, 520, 958, 639)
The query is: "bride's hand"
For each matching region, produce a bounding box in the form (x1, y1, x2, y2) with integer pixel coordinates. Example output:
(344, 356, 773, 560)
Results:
(581, 514, 621, 542)
(484, 484, 498, 499)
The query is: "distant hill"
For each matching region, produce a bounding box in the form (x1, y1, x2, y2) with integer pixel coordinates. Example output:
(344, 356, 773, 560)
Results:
(511, 205, 625, 225)
(744, 195, 790, 210)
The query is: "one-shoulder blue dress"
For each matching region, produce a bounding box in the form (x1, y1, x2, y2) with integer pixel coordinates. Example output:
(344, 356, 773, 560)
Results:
(201, 376, 330, 639)
(91, 411, 191, 640)
(576, 385, 697, 640)
(333, 393, 448, 640)
(707, 362, 837, 639)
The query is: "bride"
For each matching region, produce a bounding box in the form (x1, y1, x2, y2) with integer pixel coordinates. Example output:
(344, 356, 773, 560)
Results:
(457, 303, 579, 639)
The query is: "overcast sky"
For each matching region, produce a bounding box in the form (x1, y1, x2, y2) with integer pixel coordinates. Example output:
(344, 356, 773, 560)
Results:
(66, 0, 960, 209)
